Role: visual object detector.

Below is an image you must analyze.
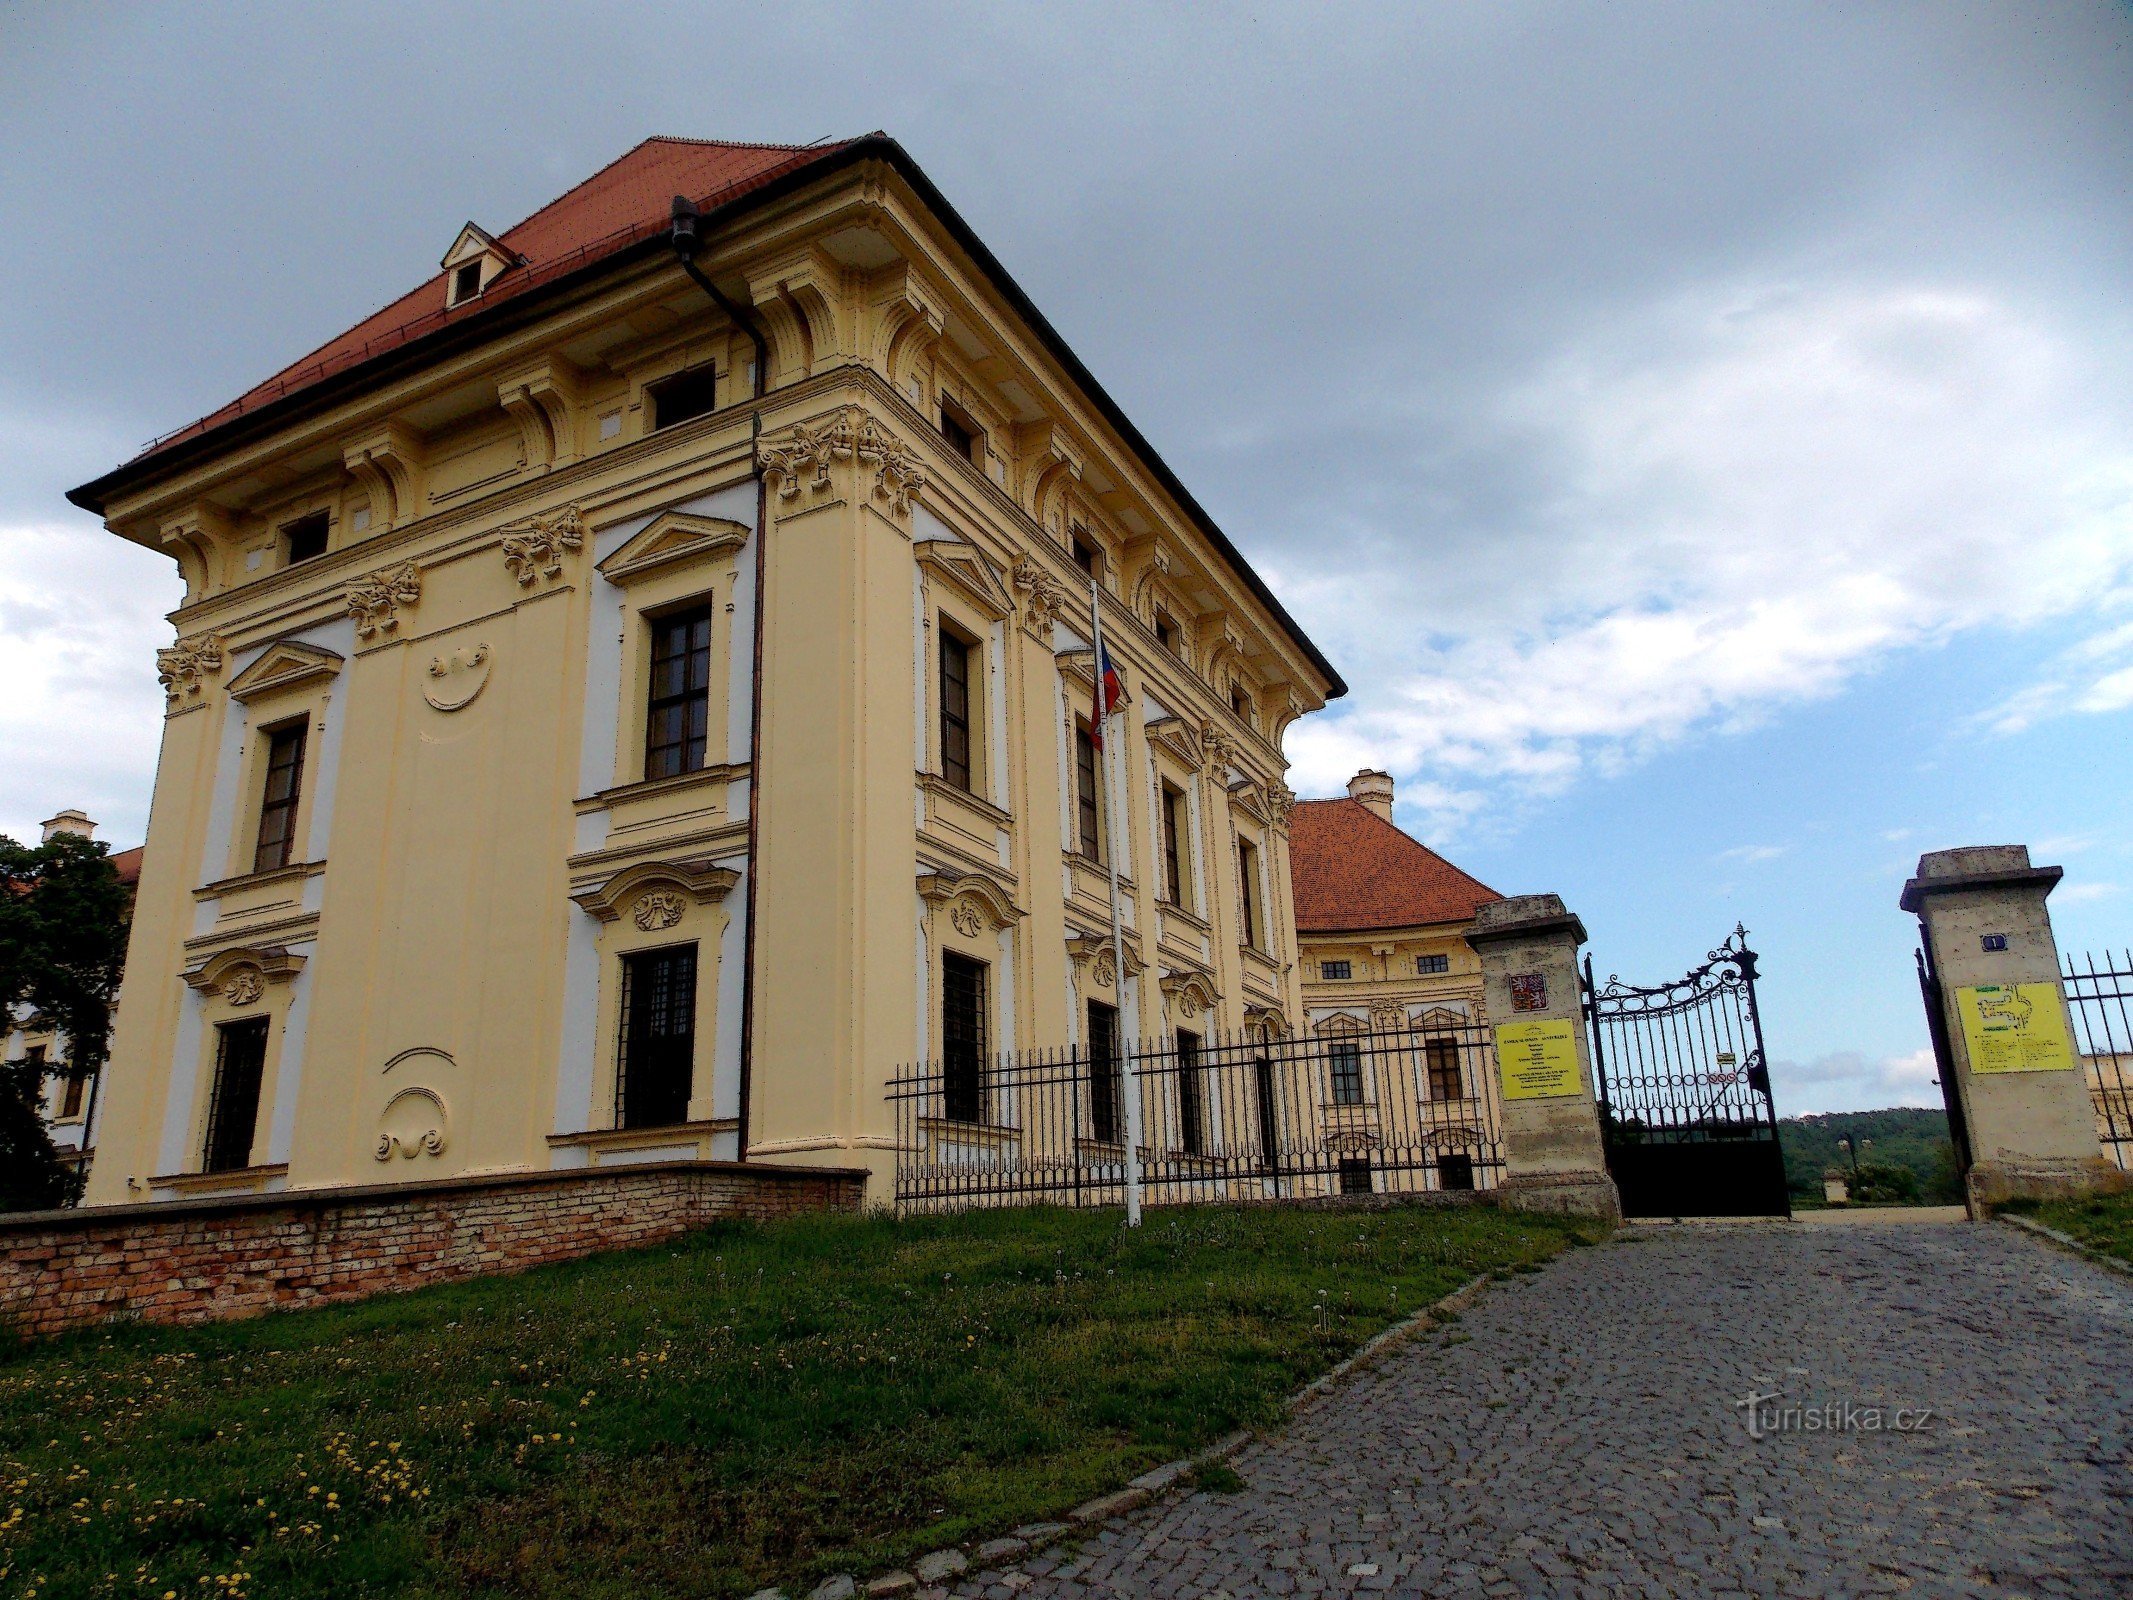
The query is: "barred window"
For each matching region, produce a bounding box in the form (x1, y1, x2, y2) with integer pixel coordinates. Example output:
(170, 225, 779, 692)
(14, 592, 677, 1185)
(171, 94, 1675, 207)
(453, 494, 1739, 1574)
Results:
(1176, 1029, 1205, 1157)
(1087, 1000, 1122, 1144)
(942, 952, 988, 1125)
(1329, 1038, 1364, 1106)
(1416, 953, 1450, 975)
(645, 606, 712, 780)
(1338, 1156, 1374, 1195)
(1320, 960, 1352, 981)
(204, 1018, 269, 1173)
(1436, 1153, 1476, 1191)
(618, 944, 697, 1129)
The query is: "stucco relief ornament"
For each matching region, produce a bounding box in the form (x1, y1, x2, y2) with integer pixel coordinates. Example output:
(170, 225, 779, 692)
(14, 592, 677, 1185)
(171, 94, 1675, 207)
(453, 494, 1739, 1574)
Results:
(155, 631, 226, 707)
(499, 505, 585, 585)
(374, 1086, 449, 1162)
(760, 413, 854, 503)
(1010, 557, 1069, 636)
(1201, 726, 1236, 773)
(855, 414, 924, 516)
(423, 643, 492, 712)
(346, 562, 422, 639)
(949, 898, 985, 938)
(1092, 948, 1117, 989)
(1267, 782, 1297, 830)
(221, 966, 265, 1007)
(632, 891, 685, 932)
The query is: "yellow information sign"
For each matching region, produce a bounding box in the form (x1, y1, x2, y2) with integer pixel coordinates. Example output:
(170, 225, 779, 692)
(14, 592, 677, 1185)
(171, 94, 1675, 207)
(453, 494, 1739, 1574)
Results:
(1955, 983, 2076, 1075)
(1496, 1018, 1583, 1101)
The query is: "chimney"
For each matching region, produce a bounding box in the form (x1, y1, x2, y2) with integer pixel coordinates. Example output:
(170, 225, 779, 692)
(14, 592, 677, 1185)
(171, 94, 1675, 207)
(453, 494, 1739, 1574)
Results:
(41, 809, 96, 843)
(1347, 770, 1394, 824)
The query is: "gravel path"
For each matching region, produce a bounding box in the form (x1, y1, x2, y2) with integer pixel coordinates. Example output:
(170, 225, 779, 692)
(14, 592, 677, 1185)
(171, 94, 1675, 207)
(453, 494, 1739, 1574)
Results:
(943, 1219, 2133, 1599)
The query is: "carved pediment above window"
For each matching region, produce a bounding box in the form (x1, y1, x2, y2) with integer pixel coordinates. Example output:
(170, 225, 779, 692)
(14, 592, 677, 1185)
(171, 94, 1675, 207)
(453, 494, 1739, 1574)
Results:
(1066, 930, 1146, 990)
(181, 944, 306, 997)
(597, 510, 750, 587)
(570, 856, 740, 922)
(346, 561, 422, 640)
(499, 504, 586, 586)
(1055, 646, 1096, 694)
(156, 631, 226, 710)
(1160, 967, 1221, 1021)
(915, 536, 1013, 618)
(1145, 715, 1205, 772)
(225, 640, 343, 704)
(1243, 1003, 1290, 1039)
(917, 869, 1024, 933)
(1230, 781, 1272, 825)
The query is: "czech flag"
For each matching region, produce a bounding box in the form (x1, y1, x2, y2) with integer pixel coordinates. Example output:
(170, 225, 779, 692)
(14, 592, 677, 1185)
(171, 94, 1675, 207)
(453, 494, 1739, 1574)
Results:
(1090, 644, 1130, 748)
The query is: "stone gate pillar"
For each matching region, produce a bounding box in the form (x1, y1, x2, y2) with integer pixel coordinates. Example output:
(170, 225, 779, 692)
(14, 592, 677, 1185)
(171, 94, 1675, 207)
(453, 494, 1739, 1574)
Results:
(1902, 846, 2121, 1211)
(1466, 895, 1621, 1221)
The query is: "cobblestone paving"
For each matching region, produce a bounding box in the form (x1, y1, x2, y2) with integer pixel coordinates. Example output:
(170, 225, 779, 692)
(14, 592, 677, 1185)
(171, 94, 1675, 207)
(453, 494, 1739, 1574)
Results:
(946, 1221, 2133, 1599)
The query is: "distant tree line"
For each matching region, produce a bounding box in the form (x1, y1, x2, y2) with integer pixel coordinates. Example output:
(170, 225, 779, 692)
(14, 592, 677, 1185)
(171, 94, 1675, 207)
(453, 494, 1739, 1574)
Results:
(1778, 1107, 1963, 1206)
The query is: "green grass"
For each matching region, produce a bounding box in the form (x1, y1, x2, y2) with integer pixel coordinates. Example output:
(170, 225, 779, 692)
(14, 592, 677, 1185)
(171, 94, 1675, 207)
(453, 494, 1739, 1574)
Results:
(0, 1202, 1601, 1599)
(2006, 1189, 2133, 1266)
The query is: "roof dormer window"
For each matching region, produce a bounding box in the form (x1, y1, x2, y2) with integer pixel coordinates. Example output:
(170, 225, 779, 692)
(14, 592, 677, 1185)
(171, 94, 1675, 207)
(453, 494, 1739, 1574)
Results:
(441, 222, 515, 309)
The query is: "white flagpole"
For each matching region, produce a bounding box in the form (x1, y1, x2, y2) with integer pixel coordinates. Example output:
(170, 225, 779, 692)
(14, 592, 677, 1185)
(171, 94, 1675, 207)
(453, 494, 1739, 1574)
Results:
(1088, 574, 1143, 1227)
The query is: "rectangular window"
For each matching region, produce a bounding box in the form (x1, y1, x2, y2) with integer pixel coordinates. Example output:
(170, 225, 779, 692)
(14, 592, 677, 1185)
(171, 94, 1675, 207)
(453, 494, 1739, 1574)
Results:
(1230, 684, 1252, 725)
(1075, 722, 1103, 862)
(253, 722, 307, 875)
(939, 626, 974, 792)
(1070, 528, 1099, 577)
(1426, 1037, 1464, 1101)
(203, 1018, 269, 1173)
(649, 365, 719, 430)
(1320, 959, 1352, 981)
(60, 1065, 87, 1121)
(1160, 783, 1189, 908)
(941, 952, 988, 1124)
(1253, 1055, 1280, 1167)
(1237, 838, 1263, 949)
(283, 511, 329, 565)
(939, 404, 981, 463)
(617, 944, 697, 1129)
(1154, 613, 1179, 655)
(1329, 1038, 1364, 1106)
(451, 260, 483, 304)
(1086, 1000, 1122, 1145)
(1437, 1152, 1476, 1192)
(1417, 953, 1450, 975)
(1175, 1029, 1204, 1157)
(1338, 1156, 1374, 1195)
(645, 606, 713, 780)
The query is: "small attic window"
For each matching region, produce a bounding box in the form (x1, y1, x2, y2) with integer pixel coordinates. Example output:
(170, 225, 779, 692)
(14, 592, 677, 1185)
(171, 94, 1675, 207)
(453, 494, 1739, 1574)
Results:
(1230, 683, 1253, 723)
(283, 511, 329, 565)
(440, 221, 512, 310)
(1154, 612, 1180, 656)
(939, 402, 982, 464)
(1070, 527, 1100, 578)
(649, 365, 719, 431)
(451, 261, 483, 305)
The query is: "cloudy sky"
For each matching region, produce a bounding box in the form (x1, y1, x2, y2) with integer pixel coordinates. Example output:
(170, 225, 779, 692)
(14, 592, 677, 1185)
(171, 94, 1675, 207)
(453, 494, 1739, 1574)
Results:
(3, 3, 2129, 1113)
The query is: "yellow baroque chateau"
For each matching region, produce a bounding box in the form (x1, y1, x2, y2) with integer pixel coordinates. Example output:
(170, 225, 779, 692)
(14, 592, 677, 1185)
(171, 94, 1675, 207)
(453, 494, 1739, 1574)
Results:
(68, 135, 1345, 1204)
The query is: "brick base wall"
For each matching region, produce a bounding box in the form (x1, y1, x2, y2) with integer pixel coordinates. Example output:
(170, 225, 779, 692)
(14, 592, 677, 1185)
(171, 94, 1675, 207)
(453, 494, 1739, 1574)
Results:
(0, 1160, 865, 1342)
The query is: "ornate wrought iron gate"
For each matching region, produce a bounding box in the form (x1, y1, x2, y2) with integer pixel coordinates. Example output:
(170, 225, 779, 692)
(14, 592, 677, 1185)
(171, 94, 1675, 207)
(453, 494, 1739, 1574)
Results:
(1583, 928, 1790, 1218)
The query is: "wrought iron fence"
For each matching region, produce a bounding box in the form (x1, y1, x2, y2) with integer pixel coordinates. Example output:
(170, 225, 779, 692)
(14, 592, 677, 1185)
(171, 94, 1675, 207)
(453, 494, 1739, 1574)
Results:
(2066, 948, 2133, 1171)
(887, 1019, 1505, 1213)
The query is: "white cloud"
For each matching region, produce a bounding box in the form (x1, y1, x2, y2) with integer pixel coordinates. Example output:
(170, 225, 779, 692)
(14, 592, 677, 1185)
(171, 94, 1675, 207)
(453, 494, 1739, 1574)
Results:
(1774, 1046, 1942, 1115)
(2056, 881, 2121, 905)
(1286, 281, 2133, 835)
(1718, 844, 1787, 864)
(0, 521, 182, 847)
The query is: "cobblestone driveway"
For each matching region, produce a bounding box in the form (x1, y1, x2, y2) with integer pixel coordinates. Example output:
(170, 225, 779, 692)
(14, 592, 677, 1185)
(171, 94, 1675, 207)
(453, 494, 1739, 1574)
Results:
(949, 1220, 2133, 1600)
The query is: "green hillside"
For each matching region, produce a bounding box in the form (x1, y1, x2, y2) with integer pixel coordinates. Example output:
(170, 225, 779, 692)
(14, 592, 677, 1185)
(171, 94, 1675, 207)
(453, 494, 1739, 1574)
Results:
(1779, 1107, 1962, 1204)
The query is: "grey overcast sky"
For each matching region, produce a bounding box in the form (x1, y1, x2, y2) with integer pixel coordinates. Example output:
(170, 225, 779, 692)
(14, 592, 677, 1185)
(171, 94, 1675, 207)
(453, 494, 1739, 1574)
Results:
(3, 3, 2130, 1110)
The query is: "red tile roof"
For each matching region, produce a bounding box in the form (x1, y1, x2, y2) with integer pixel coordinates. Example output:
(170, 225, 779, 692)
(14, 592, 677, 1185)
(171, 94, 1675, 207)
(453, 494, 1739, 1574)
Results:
(130, 137, 860, 464)
(1288, 798, 1500, 933)
(110, 846, 144, 888)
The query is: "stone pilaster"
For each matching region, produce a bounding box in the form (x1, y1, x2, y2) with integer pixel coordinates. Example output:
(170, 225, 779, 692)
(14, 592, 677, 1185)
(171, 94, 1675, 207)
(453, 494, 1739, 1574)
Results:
(1466, 895, 1621, 1222)
(1902, 846, 2122, 1211)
